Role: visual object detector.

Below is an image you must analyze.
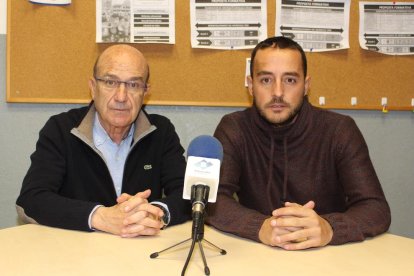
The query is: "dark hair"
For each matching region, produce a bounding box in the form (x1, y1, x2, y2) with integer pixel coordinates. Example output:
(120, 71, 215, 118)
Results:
(250, 36, 307, 78)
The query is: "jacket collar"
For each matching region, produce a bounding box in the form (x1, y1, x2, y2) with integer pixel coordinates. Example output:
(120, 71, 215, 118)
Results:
(71, 104, 156, 148)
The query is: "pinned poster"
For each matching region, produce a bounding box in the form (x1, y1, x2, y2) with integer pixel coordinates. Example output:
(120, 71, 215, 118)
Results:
(190, 0, 267, 50)
(96, 0, 176, 44)
(29, 0, 71, 4)
(359, 2, 414, 55)
(275, 0, 350, 52)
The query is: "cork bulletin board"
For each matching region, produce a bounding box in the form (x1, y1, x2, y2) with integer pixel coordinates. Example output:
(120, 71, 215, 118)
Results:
(6, 0, 414, 110)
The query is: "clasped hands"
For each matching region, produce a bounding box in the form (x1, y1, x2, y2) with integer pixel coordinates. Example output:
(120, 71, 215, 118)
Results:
(259, 201, 333, 250)
(91, 189, 164, 238)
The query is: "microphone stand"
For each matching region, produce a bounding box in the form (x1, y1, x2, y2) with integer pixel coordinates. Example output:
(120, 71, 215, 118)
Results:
(150, 185, 227, 276)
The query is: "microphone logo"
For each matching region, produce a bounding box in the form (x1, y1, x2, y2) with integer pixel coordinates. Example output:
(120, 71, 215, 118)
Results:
(195, 159, 213, 170)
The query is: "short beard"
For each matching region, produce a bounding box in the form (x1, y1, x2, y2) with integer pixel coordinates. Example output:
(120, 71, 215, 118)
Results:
(255, 96, 303, 126)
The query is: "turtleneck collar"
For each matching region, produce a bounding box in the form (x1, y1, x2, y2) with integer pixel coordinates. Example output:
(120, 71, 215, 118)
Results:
(250, 96, 311, 140)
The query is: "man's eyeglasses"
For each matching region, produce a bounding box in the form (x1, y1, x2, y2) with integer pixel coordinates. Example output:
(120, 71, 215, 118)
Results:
(94, 77, 147, 93)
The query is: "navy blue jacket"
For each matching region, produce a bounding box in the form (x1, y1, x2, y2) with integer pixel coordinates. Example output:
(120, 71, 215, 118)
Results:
(16, 104, 191, 231)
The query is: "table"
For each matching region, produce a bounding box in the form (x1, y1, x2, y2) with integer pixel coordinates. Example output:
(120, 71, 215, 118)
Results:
(1, 222, 413, 275)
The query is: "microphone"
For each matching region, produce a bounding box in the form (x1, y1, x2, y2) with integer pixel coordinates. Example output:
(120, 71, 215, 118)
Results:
(182, 135, 223, 236)
(150, 135, 227, 276)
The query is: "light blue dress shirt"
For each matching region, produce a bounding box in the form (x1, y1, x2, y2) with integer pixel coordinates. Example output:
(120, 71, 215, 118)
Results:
(93, 113, 134, 197)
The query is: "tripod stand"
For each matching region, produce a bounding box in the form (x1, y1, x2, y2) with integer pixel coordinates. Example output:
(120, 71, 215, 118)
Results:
(150, 186, 226, 276)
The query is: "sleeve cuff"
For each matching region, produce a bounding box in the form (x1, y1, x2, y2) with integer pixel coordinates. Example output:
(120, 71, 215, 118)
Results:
(88, 205, 103, 230)
(151, 201, 171, 229)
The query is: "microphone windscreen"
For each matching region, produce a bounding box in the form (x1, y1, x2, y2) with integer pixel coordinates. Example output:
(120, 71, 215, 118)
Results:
(187, 135, 223, 162)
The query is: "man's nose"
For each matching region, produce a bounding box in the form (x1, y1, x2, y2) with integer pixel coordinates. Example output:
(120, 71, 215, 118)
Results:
(271, 80, 283, 98)
(114, 83, 128, 101)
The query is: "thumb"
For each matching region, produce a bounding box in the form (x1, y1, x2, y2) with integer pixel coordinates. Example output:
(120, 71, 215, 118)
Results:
(117, 193, 132, 204)
(135, 189, 151, 199)
(284, 201, 315, 209)
(303, 200, 315, 209)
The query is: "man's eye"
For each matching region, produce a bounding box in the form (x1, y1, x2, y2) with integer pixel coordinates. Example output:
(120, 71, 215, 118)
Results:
(285, 78, 297, 84)
(128, 82, 139, 88)
(105, 80, 117, 87)
(260, 78, 272, 85)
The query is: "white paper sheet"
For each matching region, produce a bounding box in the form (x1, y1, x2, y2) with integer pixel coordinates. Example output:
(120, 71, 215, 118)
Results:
(359, 2, 414, 55)
(275, 0, 350, 52)
(190, 0, 267, 50)
(29, 0, 71, 4)
(96, 0, 175, 44)
(1, 0, 7, 35)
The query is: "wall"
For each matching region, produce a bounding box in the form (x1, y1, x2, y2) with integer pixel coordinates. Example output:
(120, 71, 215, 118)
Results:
(1, 0, 413, 239)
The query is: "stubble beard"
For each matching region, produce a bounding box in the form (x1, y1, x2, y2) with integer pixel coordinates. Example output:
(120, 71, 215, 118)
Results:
(255, 96, 304, 125)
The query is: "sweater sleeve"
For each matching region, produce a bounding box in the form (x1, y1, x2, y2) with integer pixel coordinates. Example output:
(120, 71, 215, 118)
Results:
(16, 116, 99, 231)
(206, 115, 268, 242)
(321, 117, 391, 245)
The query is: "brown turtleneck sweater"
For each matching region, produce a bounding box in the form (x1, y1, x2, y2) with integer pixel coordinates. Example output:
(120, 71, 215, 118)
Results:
(206, 98, 391, 245)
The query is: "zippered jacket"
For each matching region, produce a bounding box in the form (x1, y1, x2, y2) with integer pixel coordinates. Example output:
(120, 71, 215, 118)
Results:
(16, 104, 191, 231)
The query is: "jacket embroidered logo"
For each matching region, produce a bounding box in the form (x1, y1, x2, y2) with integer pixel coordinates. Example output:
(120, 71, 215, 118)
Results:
(144, 165, 152, 170)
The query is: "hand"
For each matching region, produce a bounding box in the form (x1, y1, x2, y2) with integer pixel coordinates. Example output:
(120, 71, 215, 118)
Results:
(92, 189, 164, 237)
(271, 201, 333, 250)
(259, 201, 315, 247)
(259, 217, 296, 248)
(259, 201, 333, 250)
(259, 201, 314, 247)
(118, 189, 165, 238)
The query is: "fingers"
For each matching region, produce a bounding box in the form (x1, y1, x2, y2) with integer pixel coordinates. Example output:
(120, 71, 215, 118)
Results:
(122, 189, 152, 212)
(267, 203, 333, 250)
(265, 201, 331, 250)
(281, 239, 314, 251)
(91, 205, 129, 235)
(268, 225, 295, 247)
(272, 227, 323, 250)
(272, 215, 310, 228)
(272, 203, 315, 218)
(114, 189, 166, 238)
(120, 216, 163, 238)
(270, 218, 302, 232)
(284, 200, 315, 209)
(120, 202, 164, 238)
(121, 227, 161, 238)
(135, 189, 152, 199)
(302, 200, 315, 209)
(139, 202, 164, 218)
(123, 203, 163, 225)
(116, 193, 132, 204)
(116, 189, 151, 205)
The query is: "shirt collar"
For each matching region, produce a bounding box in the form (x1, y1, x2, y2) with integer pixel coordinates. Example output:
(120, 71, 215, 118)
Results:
(93, 112, 135, 147)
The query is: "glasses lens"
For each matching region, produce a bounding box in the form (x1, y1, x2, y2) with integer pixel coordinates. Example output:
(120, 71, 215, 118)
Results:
(97, 78, 146, 93)
(126, 81, 146, 92)
(104, 79, 118, 89)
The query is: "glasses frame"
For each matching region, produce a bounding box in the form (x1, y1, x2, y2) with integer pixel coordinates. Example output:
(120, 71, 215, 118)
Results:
(94, 76, 147, 93)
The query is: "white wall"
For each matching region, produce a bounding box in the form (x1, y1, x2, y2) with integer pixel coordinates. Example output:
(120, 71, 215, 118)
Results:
(1, 2, 414, 239)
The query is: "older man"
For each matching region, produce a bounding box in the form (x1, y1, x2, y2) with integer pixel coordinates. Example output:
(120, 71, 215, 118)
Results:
(17, 45, 190, 237)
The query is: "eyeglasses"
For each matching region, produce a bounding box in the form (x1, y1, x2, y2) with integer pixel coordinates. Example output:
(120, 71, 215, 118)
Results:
(94, 77, 147, 93)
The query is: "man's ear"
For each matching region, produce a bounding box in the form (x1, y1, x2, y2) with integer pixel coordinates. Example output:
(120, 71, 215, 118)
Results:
(88, 78, 97, 100)
(247, 75, 254, 96)
(143, 83, 151, 97)
(304, 75, 311, 96)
